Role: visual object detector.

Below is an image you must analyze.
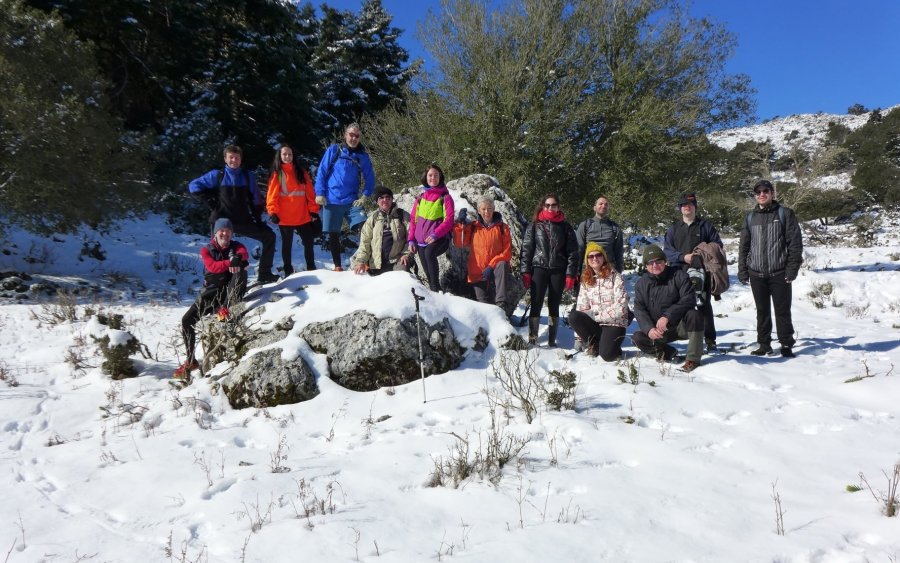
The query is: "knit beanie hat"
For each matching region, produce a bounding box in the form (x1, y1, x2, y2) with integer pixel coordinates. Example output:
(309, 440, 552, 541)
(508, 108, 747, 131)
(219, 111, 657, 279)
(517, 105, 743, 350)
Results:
(374, 185, 393, 200)
(213, 218, 234, 233)
(642, 244, 666, 265)
(583, 242, 608, 268)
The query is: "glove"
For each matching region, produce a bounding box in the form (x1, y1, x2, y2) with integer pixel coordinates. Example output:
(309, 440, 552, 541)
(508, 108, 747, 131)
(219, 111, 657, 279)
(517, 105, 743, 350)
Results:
(315, 195, 327, 206)
(457, 209, 468, 224)
(522, 273, 532, 290)
(353, 195, 368, 207)
(565, 275, 576, 292)
(216, 307, 231, 321)
(481, 265, 493, 281)
(690, 255, 703, 269)
(230, 255, 243, 267)
(310, 212, 320, 222)
(408, 242, 417, 254)
(269, 213, 280, 225)
(739, 275, 749, 285)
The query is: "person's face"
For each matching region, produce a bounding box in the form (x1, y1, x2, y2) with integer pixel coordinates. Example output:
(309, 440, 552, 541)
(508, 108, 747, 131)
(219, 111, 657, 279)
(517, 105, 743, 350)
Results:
(478, 203, 494, 223)
(754, 185, 774, 206)
(586, 250, 605, 272)
(224, 151, 242, 169)
(215, 227, 233, 247)
(377, 192, 393, 212)
(594, 197, 609, 217)
(646, 258, 666, 274)
(426, 167, 441, 187)
(345, 127, 361, 148)
(280, 147, 293, 164)
(681, 203, 696, 220)
(543, 198, 560, 212)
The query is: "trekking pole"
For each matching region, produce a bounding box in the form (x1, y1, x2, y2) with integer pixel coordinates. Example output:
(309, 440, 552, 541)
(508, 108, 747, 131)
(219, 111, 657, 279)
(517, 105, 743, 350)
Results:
(411, 288, 427, 403)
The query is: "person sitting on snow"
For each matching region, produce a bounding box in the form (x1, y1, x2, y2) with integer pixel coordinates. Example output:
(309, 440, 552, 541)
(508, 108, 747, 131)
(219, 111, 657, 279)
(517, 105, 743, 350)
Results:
(175, 218, 249, 379)
(350, 186, 413, 275)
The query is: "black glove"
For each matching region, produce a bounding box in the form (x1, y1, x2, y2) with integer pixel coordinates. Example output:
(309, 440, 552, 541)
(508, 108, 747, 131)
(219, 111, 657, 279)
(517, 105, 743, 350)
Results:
(456, 209, 468, 224)
(230, 254, 243, 267)
(310, 213, 319, 222)
(270, 213, 280, 225)
(690, 255, 703, 269)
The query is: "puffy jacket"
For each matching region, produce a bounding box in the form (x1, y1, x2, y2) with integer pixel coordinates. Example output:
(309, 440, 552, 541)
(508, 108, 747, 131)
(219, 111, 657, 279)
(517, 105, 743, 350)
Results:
(266, 163, 319, 226)
(520, 219, 579, 276)
(453, 212, 512, 284)
(633, 266, 695, 333)
(201, 238, 249, 290)
(575, 269, 629, 327)
(575, 217, 624, 272)
(351, 205, 411, 270)
(408, 185, 454, 245)
(189, 167, 263, 225)
(663, 217, 723, 268)
(738, 202, 803, 281)
(314, 144, 375, 205)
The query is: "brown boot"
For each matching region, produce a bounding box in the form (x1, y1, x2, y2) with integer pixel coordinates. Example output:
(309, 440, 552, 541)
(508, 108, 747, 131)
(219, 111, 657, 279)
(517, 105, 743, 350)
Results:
(548, 317, 559, 347)
(528, 317, 539, 346)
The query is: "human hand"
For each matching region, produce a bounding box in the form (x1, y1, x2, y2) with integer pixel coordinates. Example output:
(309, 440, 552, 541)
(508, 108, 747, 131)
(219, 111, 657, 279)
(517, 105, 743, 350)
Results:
(269, 213, 280, 225)
(522, 273, 532, 290)
(425, 235, 435, 244)
(565, 275, 576, 292)
(354, 263, 368, 275)
(648, 327, 663, 340)
(655, 316, 669, 332)
(315, 195, 327, 206)
(684, 252, 694, 264)
(456, 209, 468, 224)
(216, 307, 231, 321)
(230, 255, 243, 267)
(408, 243, 417, 255)
(353, 195, 368, 207)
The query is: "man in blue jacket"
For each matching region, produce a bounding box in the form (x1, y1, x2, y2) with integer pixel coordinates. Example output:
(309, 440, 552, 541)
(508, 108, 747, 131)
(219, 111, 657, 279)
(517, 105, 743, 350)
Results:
(314, 123, 376, 271)
(663, 193, 723, 352)
(188, 145, 278, 284)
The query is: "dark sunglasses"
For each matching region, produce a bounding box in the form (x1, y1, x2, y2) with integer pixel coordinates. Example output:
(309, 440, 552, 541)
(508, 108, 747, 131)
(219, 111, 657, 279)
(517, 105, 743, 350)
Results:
(646, 258, 666, 266)
(587, 253, 604, 260)
(754, 188, 772, 195)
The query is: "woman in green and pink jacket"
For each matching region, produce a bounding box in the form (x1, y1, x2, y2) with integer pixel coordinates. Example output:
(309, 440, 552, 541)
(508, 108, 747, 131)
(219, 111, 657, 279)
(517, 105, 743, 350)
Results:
(408, 164, 455, 292)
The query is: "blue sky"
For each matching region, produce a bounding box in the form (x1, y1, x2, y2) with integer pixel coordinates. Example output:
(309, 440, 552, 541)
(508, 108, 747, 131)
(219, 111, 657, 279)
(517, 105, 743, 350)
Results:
(325, 0, 899, 123)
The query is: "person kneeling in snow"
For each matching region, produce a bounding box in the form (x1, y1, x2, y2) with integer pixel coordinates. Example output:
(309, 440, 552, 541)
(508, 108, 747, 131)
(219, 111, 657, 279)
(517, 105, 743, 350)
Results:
(175, 218, 249, 379)
(350, 186, 414, 275)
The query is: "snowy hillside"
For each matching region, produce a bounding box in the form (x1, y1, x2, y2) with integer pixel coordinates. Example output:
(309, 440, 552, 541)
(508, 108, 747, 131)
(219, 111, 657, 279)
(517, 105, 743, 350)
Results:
(2, 211, 900, 562)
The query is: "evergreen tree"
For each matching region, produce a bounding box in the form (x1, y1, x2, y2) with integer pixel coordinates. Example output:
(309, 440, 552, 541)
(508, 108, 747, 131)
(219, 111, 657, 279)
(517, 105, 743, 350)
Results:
(846, 107, 900, 204)
(0, 0, 149, 234)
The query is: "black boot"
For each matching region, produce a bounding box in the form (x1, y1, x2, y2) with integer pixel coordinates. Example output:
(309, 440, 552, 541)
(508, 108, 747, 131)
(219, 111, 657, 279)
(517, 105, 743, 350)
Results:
(548, 316, 559, 348)
(528, 317, 539, 346)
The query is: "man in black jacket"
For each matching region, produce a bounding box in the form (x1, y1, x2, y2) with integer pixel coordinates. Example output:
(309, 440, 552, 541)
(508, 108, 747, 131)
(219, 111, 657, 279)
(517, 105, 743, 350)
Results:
(738, 180, 803, 358)
(631, 245, 704, 372)
(663, 193, 723, 352)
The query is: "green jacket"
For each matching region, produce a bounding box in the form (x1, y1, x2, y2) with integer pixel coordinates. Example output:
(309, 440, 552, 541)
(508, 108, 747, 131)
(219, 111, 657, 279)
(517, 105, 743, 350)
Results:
(351, 205, 412, 270)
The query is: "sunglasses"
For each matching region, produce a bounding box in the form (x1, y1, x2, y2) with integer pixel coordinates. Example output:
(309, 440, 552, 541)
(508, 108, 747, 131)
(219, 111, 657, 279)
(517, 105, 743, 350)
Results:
(543, 203, 559, 209)
(754, 188, 772, 195)
(646, 258, 666, 266)
(587, 253, 604, 260)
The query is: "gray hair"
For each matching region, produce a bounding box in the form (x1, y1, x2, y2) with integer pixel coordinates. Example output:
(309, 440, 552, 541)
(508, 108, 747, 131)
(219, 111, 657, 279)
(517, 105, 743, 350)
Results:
(477, 196, 495, 209)
(345, 122, 362, 133)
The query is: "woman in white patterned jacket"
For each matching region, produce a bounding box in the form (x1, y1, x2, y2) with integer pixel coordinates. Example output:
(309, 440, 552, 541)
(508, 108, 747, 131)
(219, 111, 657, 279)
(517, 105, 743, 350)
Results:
(567, 242, 629, 361)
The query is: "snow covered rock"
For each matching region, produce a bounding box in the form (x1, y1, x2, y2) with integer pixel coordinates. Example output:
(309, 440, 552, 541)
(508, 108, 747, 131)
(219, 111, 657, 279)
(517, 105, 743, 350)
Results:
(300, 311, 464, 392)
(219, 347, 319, 409)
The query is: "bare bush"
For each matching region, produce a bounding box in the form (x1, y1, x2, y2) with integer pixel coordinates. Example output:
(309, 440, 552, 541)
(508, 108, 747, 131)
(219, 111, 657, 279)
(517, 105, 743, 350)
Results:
(30, 290, 78, 326)
(859, 463, 900, 517)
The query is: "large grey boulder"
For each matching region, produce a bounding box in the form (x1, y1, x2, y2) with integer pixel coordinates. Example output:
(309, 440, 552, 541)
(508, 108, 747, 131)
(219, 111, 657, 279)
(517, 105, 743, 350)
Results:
(394, 174, 528, 304)
(219, 347, 319, 409)
(301, 311, 464, 392)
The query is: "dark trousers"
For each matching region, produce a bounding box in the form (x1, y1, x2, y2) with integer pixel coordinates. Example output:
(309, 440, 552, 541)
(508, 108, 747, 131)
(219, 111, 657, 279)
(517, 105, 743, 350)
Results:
(328, 232, 342, 267)
(749, 275, 795, 347)
(231, 222, 275, 278)
(631, 309, 705, 362)
(529, 267, 565, 318)
(278, 223, 317, 273)
(369, 258, 412, 276)
(417, 236, 450, 292)
(181, 273, 247, 363)
(567, 310, 625, 361)
(699, 292, 717, 344)
(471, 261, 509, 308)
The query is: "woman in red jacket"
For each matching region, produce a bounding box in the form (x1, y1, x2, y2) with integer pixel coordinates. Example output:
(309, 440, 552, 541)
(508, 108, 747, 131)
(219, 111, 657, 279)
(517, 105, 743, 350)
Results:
(266, 144, 321, 275)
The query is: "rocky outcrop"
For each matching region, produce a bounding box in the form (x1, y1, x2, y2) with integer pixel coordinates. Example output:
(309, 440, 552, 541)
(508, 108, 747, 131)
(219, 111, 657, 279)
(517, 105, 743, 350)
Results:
(301, 311, 464, 392)
(219, 347, 319, 409)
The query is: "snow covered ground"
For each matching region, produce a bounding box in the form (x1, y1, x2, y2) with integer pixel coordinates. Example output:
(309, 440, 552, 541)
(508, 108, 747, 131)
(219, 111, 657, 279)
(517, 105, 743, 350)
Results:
(2, 212, 899, 562)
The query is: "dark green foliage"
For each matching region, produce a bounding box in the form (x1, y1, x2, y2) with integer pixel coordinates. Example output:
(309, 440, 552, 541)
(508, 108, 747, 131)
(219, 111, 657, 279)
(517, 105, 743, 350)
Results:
(546, 369, 577, 411)
(795, 189, 856, 221)
(826, 122, 852, 146)
(845, 107, 900, 204)
(0, 0, 150, 234)
(93, 313, 141, 379)
(847, 103, 869, 116)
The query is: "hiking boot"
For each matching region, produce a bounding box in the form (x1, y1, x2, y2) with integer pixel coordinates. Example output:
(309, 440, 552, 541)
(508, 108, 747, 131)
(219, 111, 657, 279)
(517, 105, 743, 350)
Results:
(528, 317, 539, 346)
(751, 344, 773, 356)
(173, 359, 199, 379)
(780, 347, 795, 358)
(656, 344, 678, 362)
(574, 338, 584, 353)
(680, 360, 700, 373)
(282, 265, 294, 277)
(547, 317, 559, 348)
(257, 272, 280, 284)
(585, 341, 599, 357)
(706, 341, 718, 354)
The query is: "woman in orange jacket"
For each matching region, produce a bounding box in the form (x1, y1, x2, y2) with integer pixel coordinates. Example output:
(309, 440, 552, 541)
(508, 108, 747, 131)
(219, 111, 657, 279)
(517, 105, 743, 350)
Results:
(452, 196, 513, 314)
(266, 144, 321, 275)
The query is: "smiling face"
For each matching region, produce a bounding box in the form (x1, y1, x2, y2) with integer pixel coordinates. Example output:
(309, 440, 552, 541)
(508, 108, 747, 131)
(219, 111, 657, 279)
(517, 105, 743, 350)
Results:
(215, 227, 233, 247)
(279, 146, 293, 164)
(754, 185, 774, 207)
(586, 250, 606, 272)
(344, 126, 361, 148)
(426, 167, 441, 187)
(478, 201, 494, 223)
(593, 197, 609, 218)
(377, 192, 393, 213)
(224, 150, 242, 169)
